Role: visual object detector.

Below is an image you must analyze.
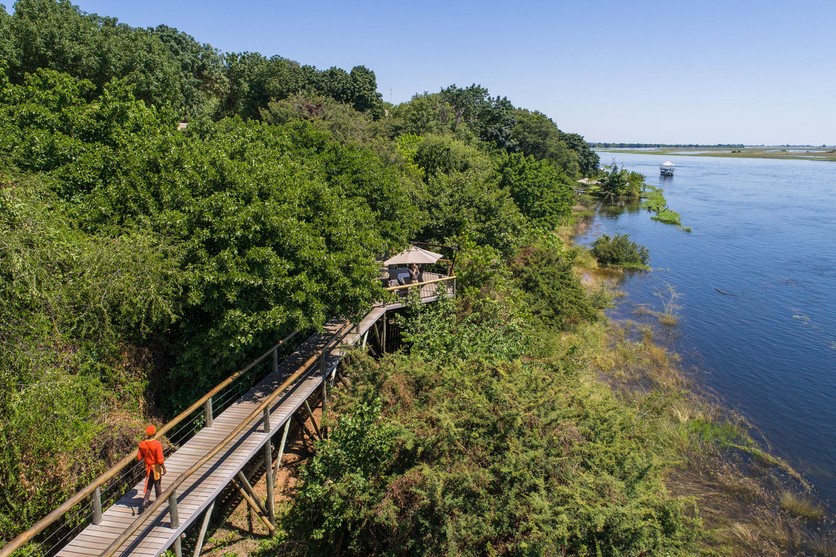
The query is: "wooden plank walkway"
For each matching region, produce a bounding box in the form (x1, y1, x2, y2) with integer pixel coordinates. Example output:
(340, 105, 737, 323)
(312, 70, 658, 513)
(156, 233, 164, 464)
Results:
(57, 279, 454, 556)
(59, 321, 347, 557)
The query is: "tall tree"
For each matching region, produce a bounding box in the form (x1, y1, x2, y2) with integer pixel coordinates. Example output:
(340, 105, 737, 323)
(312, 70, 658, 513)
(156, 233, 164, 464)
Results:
(559, 131, 600, 176)
(511, 109, 578, 173)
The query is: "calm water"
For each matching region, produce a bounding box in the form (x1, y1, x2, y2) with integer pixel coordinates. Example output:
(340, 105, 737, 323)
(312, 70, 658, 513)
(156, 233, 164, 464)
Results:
(579, 152, 836, 510)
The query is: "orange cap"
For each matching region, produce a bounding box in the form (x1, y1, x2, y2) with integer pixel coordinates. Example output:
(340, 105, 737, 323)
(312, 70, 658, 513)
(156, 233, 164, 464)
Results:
(145, 425, 156, 436)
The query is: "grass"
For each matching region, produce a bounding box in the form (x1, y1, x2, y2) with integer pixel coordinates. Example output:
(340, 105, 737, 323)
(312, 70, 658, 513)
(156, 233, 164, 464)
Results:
(642, 185, 691, 231)
(599, 146, 836, 162)
(780, 491, 827, 521)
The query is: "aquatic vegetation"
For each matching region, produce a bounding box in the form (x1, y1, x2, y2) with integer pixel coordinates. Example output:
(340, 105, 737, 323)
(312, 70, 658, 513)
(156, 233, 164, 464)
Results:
(642, 185, 691, 231)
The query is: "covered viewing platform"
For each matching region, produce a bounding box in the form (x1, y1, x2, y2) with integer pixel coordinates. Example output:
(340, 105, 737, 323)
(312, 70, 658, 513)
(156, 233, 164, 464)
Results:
(377, 242, 456, 307)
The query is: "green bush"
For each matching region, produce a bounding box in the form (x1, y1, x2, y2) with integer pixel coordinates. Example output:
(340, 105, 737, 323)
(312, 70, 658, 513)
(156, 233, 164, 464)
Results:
(591, 234, 650, 269)
(511, 241, 598, 330)
(597, 164, 645, 201)
(271, 353, 698, 556)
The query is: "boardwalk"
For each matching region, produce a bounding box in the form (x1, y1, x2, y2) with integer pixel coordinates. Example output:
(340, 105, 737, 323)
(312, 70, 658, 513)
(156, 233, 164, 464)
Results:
(0, 274, 455, 557)
(59, 321, 348, 557)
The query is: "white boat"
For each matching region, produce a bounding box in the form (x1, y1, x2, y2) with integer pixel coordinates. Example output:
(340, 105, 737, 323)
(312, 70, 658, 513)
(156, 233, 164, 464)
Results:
(660, 161, 675, 176)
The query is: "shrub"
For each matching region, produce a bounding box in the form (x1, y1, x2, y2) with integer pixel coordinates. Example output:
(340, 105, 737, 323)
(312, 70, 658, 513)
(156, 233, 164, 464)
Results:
(511, 241, 598, 330)
(591, 234, 650, 269)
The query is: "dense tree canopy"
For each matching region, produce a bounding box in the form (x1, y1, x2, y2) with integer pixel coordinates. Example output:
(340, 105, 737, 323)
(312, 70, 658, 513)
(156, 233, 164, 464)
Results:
(0, 0, 612, 548)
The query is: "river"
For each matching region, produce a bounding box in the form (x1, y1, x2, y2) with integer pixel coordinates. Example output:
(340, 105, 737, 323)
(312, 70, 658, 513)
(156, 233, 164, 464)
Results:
(577, 151, 836, 511)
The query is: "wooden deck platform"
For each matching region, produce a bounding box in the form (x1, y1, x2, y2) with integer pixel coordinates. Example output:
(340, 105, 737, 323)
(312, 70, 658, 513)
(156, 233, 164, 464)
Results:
(59, 322, 345, 557)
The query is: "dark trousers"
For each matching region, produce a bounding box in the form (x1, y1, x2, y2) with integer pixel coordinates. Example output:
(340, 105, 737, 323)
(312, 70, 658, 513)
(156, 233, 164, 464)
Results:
(143, 470, 162, 506)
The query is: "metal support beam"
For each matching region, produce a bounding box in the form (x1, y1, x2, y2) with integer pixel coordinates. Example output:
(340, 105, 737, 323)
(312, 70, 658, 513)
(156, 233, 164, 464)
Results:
(234, 475, 275, 532)
(236, 472, 270, 519)
(192, 501, 215, 557)
(371, 320, 382, 351)
(321, 377, 328, 438)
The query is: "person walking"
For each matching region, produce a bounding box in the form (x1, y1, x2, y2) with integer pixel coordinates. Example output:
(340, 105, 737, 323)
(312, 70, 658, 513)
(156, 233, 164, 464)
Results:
(137, 425, 166, 512)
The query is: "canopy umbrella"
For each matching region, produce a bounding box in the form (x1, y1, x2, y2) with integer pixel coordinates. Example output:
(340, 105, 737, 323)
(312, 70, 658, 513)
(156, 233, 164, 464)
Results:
(383, 245, 443, 265)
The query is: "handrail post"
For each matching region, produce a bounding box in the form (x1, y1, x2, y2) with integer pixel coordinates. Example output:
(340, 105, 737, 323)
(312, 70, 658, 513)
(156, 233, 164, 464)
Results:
(92, 486, 102, 525)
(262, 408, 271, 433)
(169, 490, 179, 528)
(321, 373, 328, 438)
(169, 489, 181, 556)
(272, 347, 279, 373)
(204, 398, 213, 428)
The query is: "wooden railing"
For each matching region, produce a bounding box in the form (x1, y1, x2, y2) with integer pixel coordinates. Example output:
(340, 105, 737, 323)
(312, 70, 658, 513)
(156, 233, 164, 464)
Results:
(382, 275, 456, 303)
(0, 331, 300, 557)
(98, 322, 355, 557)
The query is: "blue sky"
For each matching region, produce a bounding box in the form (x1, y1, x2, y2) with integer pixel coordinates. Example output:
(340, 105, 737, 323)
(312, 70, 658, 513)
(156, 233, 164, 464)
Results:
(67, 0, 835, 145)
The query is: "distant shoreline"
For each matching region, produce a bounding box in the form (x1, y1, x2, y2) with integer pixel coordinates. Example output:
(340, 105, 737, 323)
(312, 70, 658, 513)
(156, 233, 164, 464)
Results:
(597, 146, 836, 162)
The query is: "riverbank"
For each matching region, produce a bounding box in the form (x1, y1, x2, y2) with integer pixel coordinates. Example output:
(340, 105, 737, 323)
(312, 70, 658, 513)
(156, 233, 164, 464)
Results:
(599, 147, 836, 162)
(567, 210, 835, 555)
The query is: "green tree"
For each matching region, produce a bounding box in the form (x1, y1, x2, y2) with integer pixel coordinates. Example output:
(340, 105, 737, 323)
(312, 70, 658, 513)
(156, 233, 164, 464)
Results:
(386, 92, 455, 137)
(0, 5, 16, 74)
(560, 130, 600, 176)
(511, 108, 578, 173)
(591, 234, 650, 269)
(496, 151, 574, 230)
(511, 240, 598, 329)
(598, 163, 645, 201)
(151, 24, 228, 118)
(440, 83, 489, 127)
(9, 0, 183, 108)
(347, 65, 384, 117)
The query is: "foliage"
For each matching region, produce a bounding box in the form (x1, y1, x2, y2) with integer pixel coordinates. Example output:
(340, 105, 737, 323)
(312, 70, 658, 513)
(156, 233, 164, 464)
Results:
(2, 0, 384, 121)
(511, 240, 599, 330)
(597, 163, 645, 201)
(440, 84, 516, 150)
(386, 92, 455, 137)
(642, 185, 689, 231)
(495, 151, 574, 230)
(274, 344, 698, 556)
(511, 108, 580, 175)
(407, 135, 527, 255)
(260, 93, 379, 146)
(0, 170, 168, 537)
(558, 130, 600, 177)
(591, 234, 650, 269)
(9, 0, 187, 110)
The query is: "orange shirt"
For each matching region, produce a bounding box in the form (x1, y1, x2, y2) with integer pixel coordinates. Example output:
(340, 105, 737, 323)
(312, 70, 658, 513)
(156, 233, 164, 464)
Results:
(137, 439, 164, 473)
